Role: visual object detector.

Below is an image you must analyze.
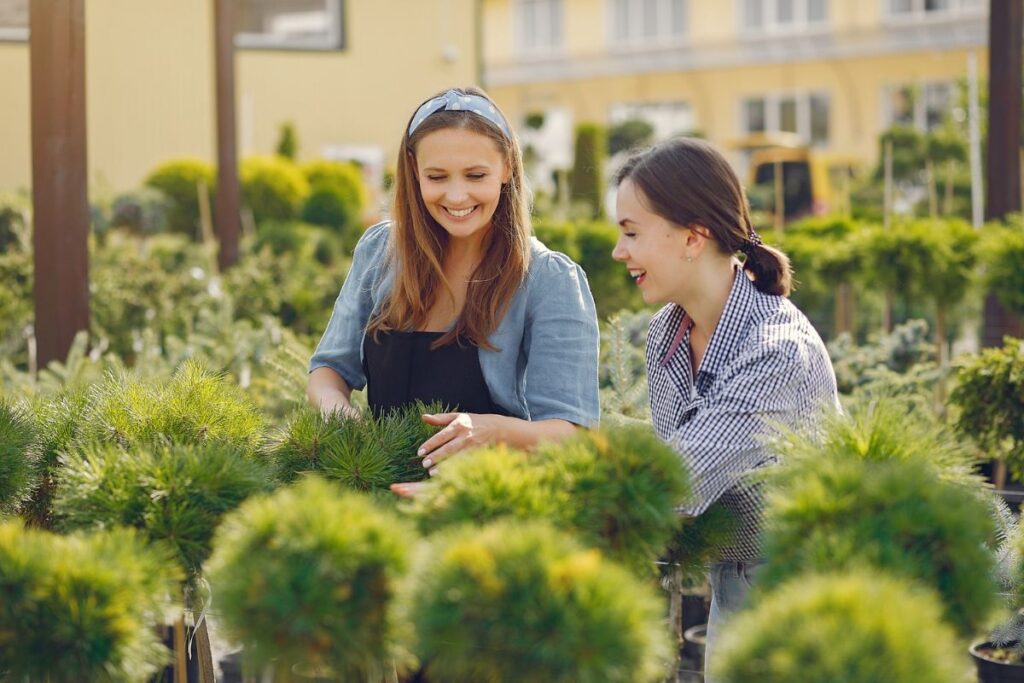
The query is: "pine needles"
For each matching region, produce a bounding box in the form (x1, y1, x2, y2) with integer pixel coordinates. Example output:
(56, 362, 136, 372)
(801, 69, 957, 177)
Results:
(0, 398, 40, 516)
(267, 401, 442, 490)
(0, 521, 181, 682)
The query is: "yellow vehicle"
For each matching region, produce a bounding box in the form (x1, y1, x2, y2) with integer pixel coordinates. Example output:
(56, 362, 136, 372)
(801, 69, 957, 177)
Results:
(732, 134, 863, 221)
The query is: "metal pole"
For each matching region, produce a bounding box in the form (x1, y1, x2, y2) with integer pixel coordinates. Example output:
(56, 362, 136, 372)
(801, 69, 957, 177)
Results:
(30, 0, 90, 366)
(213, 0, 241, 270)
(967, 51, 984, 228)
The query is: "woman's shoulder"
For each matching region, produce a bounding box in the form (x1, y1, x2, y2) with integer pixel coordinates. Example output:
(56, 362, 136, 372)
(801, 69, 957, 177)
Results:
(526, 237, 586, 283)
(353, 220, 391, 256)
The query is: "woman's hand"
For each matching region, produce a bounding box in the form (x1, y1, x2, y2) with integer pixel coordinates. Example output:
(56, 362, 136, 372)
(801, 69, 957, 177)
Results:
(417, 412, 501, 475)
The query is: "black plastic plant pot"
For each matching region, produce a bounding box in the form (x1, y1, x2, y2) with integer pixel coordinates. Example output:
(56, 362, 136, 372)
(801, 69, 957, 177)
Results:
(971, 641, 1024, 683)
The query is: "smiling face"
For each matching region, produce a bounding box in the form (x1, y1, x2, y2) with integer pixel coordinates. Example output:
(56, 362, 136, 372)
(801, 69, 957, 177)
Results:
(612, 178, 694, 306)
(415, 127, 510, 246)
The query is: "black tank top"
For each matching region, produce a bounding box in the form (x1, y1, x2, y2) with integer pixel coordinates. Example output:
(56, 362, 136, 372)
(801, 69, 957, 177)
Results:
(362, 331, 507, 417)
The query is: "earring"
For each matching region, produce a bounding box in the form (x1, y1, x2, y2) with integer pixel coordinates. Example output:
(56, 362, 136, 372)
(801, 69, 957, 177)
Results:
(686, 256, 693, 262)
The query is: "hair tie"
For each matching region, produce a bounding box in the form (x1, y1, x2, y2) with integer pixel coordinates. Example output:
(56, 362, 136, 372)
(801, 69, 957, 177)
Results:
(740, 229, 763, 255)
(408, 89, 511, 139)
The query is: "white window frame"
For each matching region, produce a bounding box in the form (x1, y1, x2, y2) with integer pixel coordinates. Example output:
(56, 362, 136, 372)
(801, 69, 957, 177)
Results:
(608, 100, 695, 141)
(881, 0, 984, 23)
(515, 0, 565, 57)
(739, 91, 831, 147)
(0, 0, 28, 42)
(235, 0, 345, 51)
(737, 0, 829, 36)
(882, 80, 956, 131)
(607, 0, 689, 49)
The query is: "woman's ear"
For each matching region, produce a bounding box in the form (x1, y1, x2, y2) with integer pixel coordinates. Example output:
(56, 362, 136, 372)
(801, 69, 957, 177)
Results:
(502, 161, 512, 185)
(685, 223, 712, 258)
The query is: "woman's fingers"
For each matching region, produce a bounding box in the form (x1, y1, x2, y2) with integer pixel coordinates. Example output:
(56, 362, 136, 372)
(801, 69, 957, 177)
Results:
(390, 481, 429, 498)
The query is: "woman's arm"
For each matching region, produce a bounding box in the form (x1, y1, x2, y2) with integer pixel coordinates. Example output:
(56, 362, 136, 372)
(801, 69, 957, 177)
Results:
(306, 366, 359, 418)
(416, 412, 577, 474)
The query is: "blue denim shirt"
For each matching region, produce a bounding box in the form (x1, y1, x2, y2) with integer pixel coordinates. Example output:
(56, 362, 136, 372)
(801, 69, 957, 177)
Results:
(309, 221, 601, 427)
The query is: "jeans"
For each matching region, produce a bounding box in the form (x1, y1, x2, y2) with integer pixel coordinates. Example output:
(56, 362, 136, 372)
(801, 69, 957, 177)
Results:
(703, 561, 760, 683)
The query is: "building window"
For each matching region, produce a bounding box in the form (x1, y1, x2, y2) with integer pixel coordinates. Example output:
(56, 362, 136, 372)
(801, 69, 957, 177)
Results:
(883, 0, 982, 19)
(609, 101, 695, 141)
(0, 0, 28, 42)
(609, 0, 688, 47)
(739, 0, 828, 35)
(741, 92, 830, 146)
(517, 0, 564, 55)
(883, 81, 955, 131)
(236, 0, 345, 51)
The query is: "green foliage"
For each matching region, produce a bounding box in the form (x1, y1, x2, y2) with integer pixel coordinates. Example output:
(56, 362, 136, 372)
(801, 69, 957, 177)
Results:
(301, 184, 359, 250)
(978, 217, 1024, 317)
(711, 571, 966, 683)
(21, 388, 89, 527)
(144, 158, 216, 237)
(569, 123, 607, 219)
(109, 187, 171, 235)
(533, 219, 644, 318)
(599, 311, 651, 420)
(0, 521, 181, 682)
(758, 444, 997, 635)
(827, 319, 939, 398)
(206, 477, 414, 678)
(303, 159, 367, 218)
(663, 502, 739, 586)
(0, 202, 27, 252)
(241, 155, 310, 224)
(55, 440, 273, 578)
(951, 337, 1024, 475)
(79, 360, 265, 451)
(276, 121, 298, 160)
(608, 119, 654, 156)
(876, 125, 927, 182)
(0, 248, 32, 360)
(0, 399, 39, 516)
(408, 424, 691, 574)
(267, 402, 440, 490)
(405, 520, 672, 682)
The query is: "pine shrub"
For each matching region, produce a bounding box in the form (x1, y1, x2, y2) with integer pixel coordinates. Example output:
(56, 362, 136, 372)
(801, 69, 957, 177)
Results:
(0, 398, 39, 516)
(54, 440, 273, 578)
(144, 158, 216, 237)
(80, 360, 265, 452)
(569, 123, 607, 219)
(663, 502, 739, 586)
(758, 454, 997, 635)
(405, 520, 672, 682)
(0, 521, 180, 682)
(241, 155, 310, 224)
(711, 571, 967, 683)
(408, 424, 690, 574)
(267, 402, 440, 490)
(205, 477, 414, 679)
(21, 389, 88, 526)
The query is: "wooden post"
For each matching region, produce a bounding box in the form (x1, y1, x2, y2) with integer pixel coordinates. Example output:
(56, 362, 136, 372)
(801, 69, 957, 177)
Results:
(982, 0, 1024, 348)
(883, 138, 893, 231)
(30, 0, 90, 367)
(773, 159, 784, 232)
(213, 0, 242, 271)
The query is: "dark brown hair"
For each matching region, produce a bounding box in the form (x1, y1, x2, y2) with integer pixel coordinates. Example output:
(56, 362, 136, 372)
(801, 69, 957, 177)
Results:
(367, 86, 531, 349)
(615, 137, 792, 296)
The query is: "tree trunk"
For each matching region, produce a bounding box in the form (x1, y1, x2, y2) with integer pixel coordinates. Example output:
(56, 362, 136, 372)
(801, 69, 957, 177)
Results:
(883, 290, 894, 334)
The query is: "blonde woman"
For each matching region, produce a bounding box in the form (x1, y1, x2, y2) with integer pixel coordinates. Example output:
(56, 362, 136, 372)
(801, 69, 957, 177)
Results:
(308, 87, 599, 489)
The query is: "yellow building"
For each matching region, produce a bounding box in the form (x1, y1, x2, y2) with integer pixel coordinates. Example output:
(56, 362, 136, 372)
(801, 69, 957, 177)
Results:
(0, 0, 479, 196)
(482, 0, 988, 186)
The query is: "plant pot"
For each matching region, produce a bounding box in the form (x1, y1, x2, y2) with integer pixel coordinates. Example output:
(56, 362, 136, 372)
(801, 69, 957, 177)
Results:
(682, 623, 707, 674)
(971, 641, 1024, 683)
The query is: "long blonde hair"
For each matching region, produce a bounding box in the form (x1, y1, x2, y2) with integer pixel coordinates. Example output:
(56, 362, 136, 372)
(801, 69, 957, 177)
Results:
(367, 86, 531, 350)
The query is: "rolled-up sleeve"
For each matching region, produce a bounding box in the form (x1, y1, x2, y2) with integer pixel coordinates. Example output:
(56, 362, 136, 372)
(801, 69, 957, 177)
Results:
(522, 253, 601, 427)
(308, 223, 389, 390)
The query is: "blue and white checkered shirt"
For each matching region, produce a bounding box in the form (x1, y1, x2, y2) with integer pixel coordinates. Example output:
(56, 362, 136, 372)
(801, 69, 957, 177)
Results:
(647, 268, 839, 562)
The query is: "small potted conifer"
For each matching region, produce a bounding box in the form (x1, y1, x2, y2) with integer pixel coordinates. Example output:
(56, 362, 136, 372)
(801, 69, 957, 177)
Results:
(711, 571, 968, 682)
(205, 476, 415, 682)
(404, 519, 673, 682)
(0, 520, 181, 682)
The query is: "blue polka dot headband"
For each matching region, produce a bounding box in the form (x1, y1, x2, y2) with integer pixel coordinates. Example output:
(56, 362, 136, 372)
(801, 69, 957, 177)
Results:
(408, 90, 511, 139)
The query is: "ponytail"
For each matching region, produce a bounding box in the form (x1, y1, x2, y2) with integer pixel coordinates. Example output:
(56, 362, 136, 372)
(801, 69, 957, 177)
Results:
(739, 210, 792, 297)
